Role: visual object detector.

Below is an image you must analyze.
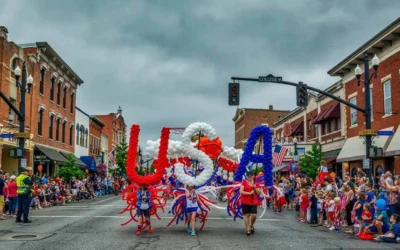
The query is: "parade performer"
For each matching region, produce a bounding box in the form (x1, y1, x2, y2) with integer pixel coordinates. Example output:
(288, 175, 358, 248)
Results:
(240, 171, 261, 236)
(186, 185, 199, 236)
(136, 185, 153, 235)
(119, 125, 170, 235)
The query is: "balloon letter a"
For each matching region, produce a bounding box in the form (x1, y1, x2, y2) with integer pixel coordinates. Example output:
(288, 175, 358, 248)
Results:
(233, 125, 273, 187)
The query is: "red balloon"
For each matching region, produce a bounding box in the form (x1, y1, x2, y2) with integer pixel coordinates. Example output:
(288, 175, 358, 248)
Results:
(197, 136, 222, 160)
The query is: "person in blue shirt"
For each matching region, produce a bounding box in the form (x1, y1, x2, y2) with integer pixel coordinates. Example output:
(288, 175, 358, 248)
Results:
(365, 183, 376, 216)
(374, 214, 400, 243)
(136, 185, 153, 235)
(364, 204, 390, 235)
(309, 189, 318, 225)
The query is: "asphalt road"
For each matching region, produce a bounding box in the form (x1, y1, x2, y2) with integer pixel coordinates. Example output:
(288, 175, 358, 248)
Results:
(0, 195, 399, 250)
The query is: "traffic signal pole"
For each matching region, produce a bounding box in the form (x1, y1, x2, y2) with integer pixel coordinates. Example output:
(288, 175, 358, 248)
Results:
(230, 76, 365, 112)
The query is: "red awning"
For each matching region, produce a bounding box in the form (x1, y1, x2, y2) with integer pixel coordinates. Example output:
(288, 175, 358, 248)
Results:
(322, 103, 340, 120)
(324, 157, 336, 164)
(291, 121, 304, 135)
(312, 108, 329, 124)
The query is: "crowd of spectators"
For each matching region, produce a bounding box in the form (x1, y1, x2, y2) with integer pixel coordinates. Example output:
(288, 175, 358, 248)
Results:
(270, 167, 400, 244)
(0, 171, 126, 218)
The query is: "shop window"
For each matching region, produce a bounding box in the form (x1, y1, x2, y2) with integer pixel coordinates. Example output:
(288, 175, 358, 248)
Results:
(50, 77, 55, 101)
(62, 87, 67, 109)
(383, 81, 392, 115)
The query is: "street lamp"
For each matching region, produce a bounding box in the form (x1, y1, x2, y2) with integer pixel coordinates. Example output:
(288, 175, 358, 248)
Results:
(354, 52, 380, 184)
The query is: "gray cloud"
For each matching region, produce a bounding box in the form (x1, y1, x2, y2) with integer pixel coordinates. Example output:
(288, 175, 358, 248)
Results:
(1, 0, 399, 147)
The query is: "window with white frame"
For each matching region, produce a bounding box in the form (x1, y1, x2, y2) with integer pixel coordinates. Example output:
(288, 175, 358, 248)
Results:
(330, 120, 335, 132)
(350, 97, 357, 125)
(314, 124, 318, 137)
(383, 81, 392, 115)
(324, 122, 328, 134)
(337, 118, 341, 130)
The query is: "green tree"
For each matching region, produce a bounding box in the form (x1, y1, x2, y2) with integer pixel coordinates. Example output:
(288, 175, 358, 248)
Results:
(299, 144, 323, 179)
(57, 154, 85, 183)
(114, 139, 128, 176)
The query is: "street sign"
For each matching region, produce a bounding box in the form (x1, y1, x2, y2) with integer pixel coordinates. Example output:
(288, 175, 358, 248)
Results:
(259, 74, 282, 82)
(0, 133, 13, 139)
(14, 132, 30, 139)
(363, 159, 370, 169)
(377, 130, 394, 136)
(359, 129, 377, 136)
(21, 158, 27, 168)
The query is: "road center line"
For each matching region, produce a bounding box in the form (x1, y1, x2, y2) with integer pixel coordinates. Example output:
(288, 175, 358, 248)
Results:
(91, 196, 120, 204)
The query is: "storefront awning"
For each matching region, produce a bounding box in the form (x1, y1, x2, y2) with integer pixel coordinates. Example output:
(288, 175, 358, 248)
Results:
(324, 157, 337, 164)
(385, 125, 400, 156)
(35, 145, 67, 163)
(322, 103, 340, 121)
(59, 151, 87, 167)
(80, 156, 97, 171)
(273, 163, 290, 173)
(337, 127, 394, 162)
(291, 121, 304, 135)
(312, 109, 329, 124)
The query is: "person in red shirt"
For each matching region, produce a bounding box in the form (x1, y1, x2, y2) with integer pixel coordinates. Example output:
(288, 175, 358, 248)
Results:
(299, 189, 309, 222)
(240, 172, 261, 236)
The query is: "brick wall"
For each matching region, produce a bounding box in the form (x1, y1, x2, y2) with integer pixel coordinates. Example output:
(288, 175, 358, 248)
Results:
(345, 51, 400, 137)
(95, 113, 127, 152)
(306, 108, 318, 139)
(89, 119, 102, 158)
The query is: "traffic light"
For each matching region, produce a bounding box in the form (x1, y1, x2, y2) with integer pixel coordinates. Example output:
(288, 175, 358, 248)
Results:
(296, 83, 308, 107)
(229, 82, 240, 106)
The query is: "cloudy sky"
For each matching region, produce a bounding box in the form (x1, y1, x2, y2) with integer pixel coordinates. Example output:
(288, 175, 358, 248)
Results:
(1, 0, 399, 147)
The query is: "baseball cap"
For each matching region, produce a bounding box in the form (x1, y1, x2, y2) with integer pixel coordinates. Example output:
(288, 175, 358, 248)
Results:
(10, 175, 16, 180)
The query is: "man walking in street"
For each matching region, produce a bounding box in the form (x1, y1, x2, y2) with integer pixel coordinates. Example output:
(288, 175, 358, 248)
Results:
(16, 167, 33, 223)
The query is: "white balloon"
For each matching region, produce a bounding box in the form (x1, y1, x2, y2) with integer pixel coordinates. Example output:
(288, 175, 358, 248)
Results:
(216, 171, 222, 176)
(228, 172, 234, 177)
(228, 177, 233, 182)
(223, 175, 228, 180)
(218, 167, 223, 171)
(223, 170, 228, 174)
(167, 172, 172, 177)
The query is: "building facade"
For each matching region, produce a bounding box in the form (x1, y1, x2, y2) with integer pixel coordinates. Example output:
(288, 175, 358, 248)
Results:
(232, 105, 290, 149)
(329, 17, 400, 177)
(0, 26, 84, 175)
(89, 116, 105, 164)
(74, 107, 89, 158)
(95, 106, 127, 154)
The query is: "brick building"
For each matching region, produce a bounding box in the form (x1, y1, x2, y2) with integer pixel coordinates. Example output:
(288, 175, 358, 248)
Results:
(329, 17, 400, 177)
(0, 26, 84, 175)
(89, 116, 105, 163)
(232, 105, 290, 149)
(95, 106, 127, 167)
(271, 81, 346, 175)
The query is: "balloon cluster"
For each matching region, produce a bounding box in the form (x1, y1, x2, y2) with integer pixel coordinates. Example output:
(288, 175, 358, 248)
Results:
(174, 122, 216, 186)
(196, 136, 222, 160)
(216, 157, 237, 182)
(170, 157, 191, 167)
(233, 125, 273, 187)
(126, 125, 170, 185)
(145, 139, 183, 158)
(221, 146, 243, 162)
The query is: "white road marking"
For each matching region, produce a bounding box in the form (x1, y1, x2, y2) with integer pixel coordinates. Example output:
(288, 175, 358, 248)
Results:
(91, 196, 120, 204)
(30, 215, 280, 221)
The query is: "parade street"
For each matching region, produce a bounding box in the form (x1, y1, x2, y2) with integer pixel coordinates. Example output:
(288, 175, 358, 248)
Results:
(0, 196, 396, 250)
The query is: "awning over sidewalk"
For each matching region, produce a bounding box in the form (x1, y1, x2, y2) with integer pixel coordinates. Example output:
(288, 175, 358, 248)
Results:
(385, 125, 400, 156)
(59, 151, 87, 167)
(80, 156, 97, 171)
(273, 163, 290, 173)
(35, 145, 67, 163)
(337, 127, 394, 162)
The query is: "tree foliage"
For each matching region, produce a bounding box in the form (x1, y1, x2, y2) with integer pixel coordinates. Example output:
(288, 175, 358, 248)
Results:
(299, 144, 323, 179)
(113, 139, 128, 176)
(57, 154, 85, 183)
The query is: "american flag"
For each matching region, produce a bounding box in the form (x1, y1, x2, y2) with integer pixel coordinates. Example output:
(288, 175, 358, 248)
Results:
(272, 145, 288, 166)
(108, 147, 116, 165)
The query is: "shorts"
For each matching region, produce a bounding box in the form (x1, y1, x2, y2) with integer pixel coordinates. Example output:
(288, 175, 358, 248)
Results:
(357, 214, 362, 220)
(328, 212, 334, 221)
(242, 204, 257, 215)
(317, 208, 321, 214)
(370, 224, 389, 234)
(362, 221, 372, 227)
(137, 209, 150, 218)
(295, 204, 300, 212)
(0, 196, 4, 208)
(300, 207, 307, 214)
(186, 207, 198, 214)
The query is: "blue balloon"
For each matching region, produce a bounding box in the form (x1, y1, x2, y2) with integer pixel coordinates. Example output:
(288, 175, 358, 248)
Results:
(376, 199, 387, 211)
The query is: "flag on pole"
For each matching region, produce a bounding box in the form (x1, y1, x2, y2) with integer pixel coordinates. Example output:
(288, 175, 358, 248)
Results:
(272, 145, 288, 166)
(108, 147, 116, 165)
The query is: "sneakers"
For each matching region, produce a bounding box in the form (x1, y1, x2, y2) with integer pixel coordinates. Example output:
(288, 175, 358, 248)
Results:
(191, 231, 196, 236)
(148, 227, 153, 233)
(187, 226, 192, 233)
(0, 217, 6, 220)
(136, 229, 142, 236)
(329, 226, 335, 231)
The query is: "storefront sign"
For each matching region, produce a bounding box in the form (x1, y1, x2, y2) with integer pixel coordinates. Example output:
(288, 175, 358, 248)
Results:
(14, 132, 30, 139)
